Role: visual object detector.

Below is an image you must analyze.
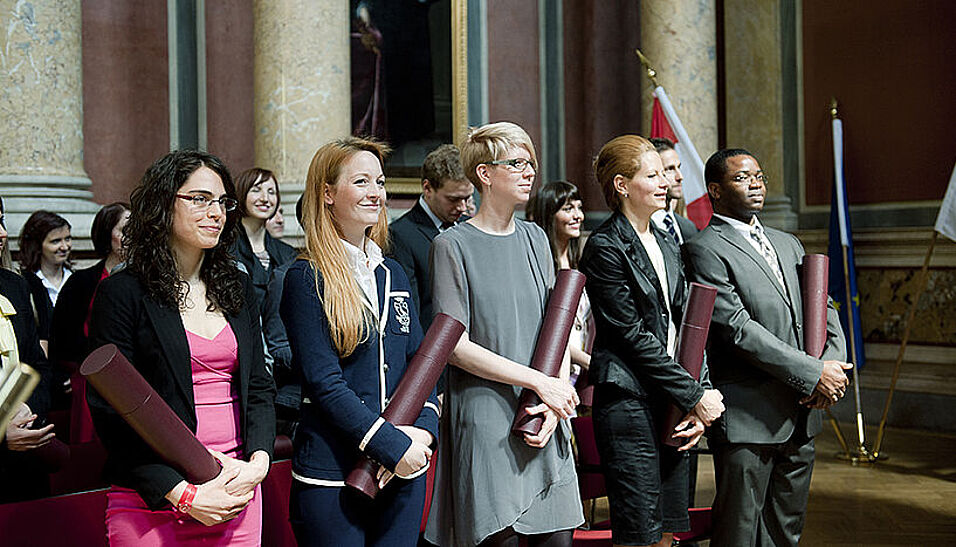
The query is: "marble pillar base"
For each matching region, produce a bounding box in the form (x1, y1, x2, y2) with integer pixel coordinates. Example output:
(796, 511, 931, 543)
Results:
(1, 174, 99, 247)
(760, 194, 798, 231)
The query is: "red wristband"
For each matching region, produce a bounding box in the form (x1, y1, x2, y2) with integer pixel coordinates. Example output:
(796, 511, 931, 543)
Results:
(176, 484, 197, 514)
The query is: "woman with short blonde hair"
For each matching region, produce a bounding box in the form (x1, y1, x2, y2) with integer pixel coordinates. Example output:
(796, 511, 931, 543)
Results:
(425, 122, 583, 547)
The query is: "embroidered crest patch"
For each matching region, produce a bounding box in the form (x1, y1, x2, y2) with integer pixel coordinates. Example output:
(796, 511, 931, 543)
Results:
(393, 297, 410, 333)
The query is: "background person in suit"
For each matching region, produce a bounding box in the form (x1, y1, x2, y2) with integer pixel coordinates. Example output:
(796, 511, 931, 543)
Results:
(649, 138, 698, 246)
(389, 143, 472, 331)
(579, 135, 723, 547)
(88, 150, 276, 544)
(683, 148, 850, 546)
(281, 137, 438, 546)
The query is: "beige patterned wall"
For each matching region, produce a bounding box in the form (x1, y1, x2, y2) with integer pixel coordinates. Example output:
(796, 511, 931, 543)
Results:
(640, 0, 718, 159)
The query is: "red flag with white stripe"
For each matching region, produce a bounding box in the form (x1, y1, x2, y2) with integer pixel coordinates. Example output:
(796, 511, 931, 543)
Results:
(650, 86, 712, 229)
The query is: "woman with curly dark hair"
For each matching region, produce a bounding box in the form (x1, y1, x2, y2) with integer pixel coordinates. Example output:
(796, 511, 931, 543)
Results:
(87, 149, 276, 545)
(18, 210, 73, 349)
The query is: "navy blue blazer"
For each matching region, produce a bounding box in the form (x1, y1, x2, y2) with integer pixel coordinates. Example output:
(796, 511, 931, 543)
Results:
(281, 257, 439, 484)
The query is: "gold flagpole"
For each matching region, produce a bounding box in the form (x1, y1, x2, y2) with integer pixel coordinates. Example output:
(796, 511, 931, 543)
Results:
(872, 231, 938, 458)
(830, 99, 874, 464)
(634, 49, 660, 87)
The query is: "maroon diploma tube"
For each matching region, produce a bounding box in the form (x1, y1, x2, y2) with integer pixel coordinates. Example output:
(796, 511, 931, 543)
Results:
(346, 313, 465, 499)
(661, 282, 717, 447)
(511, 269, 587, 437)
(802, 254, 830, 359)
(81, 344, 221, 484)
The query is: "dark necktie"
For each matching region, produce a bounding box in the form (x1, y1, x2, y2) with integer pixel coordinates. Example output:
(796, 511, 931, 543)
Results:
(440, 220, 454, 231)
(662, 214, 681, 245)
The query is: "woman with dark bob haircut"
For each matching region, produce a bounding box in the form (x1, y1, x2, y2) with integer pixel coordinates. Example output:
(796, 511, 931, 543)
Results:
(19, 210, 73, 347)
(232, 167, 296, 312)
(87, 149, 276, 545)
(50, 202, 130, 443)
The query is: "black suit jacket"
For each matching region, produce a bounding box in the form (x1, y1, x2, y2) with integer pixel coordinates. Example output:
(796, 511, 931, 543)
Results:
(87, 270, 276, 509)
(388, 200, 440, 329)
(0, 269, 53, 503)
(49, 259, 106, 369)
(579, 212, 707, 414)
(675, 213, 699, 242)
(232, 227, 297, 314)
(683, 216, 846, 444)
(0, 269, 51, 415)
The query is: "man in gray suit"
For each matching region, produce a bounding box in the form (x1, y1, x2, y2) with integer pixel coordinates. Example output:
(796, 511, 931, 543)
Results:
(683, 148, 851, 546)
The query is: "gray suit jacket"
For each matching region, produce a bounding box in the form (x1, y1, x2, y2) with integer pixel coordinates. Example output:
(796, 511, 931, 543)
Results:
(683, 216, 846, 444)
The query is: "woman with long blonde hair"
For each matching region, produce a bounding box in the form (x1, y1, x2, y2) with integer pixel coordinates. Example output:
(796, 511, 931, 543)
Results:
(280, 137, 439, 546)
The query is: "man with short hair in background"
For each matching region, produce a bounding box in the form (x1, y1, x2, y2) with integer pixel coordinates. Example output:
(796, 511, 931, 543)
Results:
(650, 137, 698, 245)
(389, 144, 472, 331)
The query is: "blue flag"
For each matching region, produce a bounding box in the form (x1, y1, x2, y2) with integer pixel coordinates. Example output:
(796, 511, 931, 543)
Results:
(827, 118, 865, 368)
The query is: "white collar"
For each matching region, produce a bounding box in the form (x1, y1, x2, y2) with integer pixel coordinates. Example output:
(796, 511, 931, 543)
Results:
(340, 237, 384, 273)
(713, 213, 764, 235)
(418, 195, 445, 231)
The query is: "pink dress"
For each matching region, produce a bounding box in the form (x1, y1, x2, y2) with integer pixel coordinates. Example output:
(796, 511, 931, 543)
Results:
(105, 324, 263, 546)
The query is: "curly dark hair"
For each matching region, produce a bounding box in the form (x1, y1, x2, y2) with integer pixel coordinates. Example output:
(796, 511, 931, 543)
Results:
(18, 210, 73, 273)
(125, 150, 243, 315)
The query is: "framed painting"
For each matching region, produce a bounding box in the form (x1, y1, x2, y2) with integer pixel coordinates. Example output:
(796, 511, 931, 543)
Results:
(349, 0, 468, 195)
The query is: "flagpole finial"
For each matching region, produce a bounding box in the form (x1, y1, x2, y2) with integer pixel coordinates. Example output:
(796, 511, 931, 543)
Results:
(829, 97, 839, 119)
(635, 49, 660, 88)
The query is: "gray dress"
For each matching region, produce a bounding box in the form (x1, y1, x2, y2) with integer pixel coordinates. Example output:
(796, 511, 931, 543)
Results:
(424, 220, 583, 546)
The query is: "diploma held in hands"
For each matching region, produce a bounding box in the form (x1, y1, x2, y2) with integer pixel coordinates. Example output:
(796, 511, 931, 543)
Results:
(802, 254, 829, 359)
(81, 344, 221, 483)
(511, 269, 587, 437)
(661, 282, 717, 447)
(346, 313, 465, 499)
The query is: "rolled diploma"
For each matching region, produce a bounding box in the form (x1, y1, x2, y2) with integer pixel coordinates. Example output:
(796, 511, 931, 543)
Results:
(661, 282, 717, 447)
(81, 344, 220, 484)
(802, 254, 830, 359)
(346, 313, 465, 499)
(511, 269, 587, 437)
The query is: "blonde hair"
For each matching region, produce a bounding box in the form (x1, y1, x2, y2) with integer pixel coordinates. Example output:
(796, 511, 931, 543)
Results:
(460, 121, 538, 192)
(302, 137, 391, 357)
(593, 134, 656, 211)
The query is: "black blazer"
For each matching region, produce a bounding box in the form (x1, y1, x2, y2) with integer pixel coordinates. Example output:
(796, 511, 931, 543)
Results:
(579, 212, 707, 414)
(0, 269, 51, 415)
(87, 270, 276, 509)
(388, 200, 440, 330)
(49, 259, 106, 369)
(675, 213, 699, 242)
(232, 227, 297, 313)
(683, 216, 846, 443)
(22, 270, 54, 340)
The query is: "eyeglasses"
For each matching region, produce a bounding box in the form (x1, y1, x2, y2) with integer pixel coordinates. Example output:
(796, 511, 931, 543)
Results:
(485, 158, 536, 173)
(176, 194, 238, 212)
(730, 172, 768, 185)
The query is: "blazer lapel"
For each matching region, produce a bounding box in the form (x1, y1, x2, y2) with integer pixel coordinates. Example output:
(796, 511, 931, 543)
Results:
(142, 297, 195, 410)
(766, 228, 804, 343)
(410, 201, 440, 240)
(655, 228, 682, 305)
(712, 219, 790, 302)
(376, 262, 391, 332)
(226, 309, 249, 411)
(613, 214, 666, 306)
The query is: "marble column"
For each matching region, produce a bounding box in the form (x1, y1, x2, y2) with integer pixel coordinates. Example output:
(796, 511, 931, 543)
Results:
(0, 0, 98, 243)
(723, 0, 797, 230)
(641, 0, 718, 163)
(253, 0, 350, 237)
